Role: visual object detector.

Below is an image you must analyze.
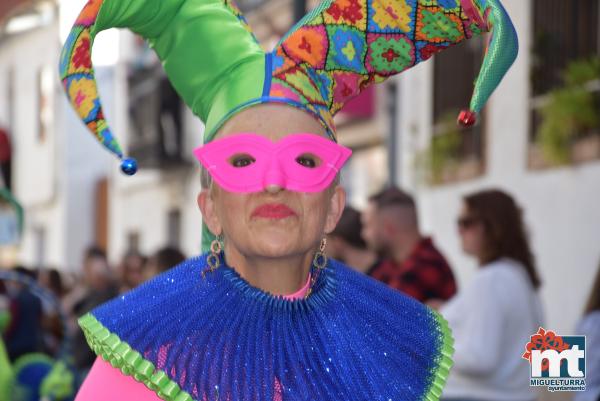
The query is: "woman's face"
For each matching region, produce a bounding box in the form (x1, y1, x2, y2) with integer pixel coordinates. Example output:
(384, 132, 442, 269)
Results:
(198, 104, 345, 259)
(457, 203, 486, 259)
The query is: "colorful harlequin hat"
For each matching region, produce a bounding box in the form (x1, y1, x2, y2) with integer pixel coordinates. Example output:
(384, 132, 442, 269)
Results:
(60, 0, 518, 251)
(61, 0, 518, 171)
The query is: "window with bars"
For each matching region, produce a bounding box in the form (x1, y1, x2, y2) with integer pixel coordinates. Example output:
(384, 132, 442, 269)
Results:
(529, 0, 600, 167)
(531, 0, 599, 97)
(128, 69, 185, 168)
(429, 37, 486, 184)
(127, 38, 186, 169)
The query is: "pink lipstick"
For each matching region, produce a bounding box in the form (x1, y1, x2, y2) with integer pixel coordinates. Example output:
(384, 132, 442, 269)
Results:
(251, 203, 297, 219)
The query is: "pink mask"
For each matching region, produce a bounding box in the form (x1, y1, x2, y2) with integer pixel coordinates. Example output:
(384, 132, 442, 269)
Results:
(193, 133, 352, 193)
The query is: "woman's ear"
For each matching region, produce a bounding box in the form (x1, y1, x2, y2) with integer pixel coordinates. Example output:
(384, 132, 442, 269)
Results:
(197, 189, 222, 236)
(323, 185, 346, 234)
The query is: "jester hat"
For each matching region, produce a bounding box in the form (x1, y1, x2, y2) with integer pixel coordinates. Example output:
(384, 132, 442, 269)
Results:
(61, 0, 518, 165)
(60, 0, 518, 250)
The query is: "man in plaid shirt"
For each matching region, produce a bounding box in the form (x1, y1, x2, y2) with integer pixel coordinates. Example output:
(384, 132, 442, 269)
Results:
(361, 187, 456, 304)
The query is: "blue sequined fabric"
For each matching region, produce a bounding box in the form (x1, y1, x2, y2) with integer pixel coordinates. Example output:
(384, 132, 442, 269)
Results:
(85, 253, 453, 400)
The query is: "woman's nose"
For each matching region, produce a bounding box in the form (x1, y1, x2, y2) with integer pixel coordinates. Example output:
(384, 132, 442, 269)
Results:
(265, 183, 284, 194)
(263, 158, 286, 193)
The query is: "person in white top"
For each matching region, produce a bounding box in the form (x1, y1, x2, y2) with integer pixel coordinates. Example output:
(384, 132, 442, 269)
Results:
(575, 263, 600, 401)
(439, 189, 545, 401)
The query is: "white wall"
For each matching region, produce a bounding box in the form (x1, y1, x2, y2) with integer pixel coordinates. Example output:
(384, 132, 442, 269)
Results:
(0, 15, 113, 271)
(108, 167, 203, 262)
(0, 23, 65, 269)
(63, 66, 113, 271)
(397, 0, 600, 334)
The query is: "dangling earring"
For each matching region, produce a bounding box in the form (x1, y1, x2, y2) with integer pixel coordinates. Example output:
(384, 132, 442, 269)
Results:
(204, 234, 223, 277)
(313, 237, 328, 270)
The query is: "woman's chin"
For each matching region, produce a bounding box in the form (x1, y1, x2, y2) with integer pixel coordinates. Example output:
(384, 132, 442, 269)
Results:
(246, 230, 305, 257)
(250, 219, 298, 235)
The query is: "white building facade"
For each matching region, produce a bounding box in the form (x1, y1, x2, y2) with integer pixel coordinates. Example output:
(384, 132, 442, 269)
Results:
(0, 0, 115, 271)
(393, 0, 600, 335)
(1, 0, 598, 343)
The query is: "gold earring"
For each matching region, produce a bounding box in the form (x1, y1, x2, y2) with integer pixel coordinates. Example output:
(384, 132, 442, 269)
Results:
(205, 234, 223, 275)
(313, 237, 328, 270)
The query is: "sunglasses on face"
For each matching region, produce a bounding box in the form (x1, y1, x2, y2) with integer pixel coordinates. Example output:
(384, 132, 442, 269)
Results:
(194, 133, 352, 193)
(457, 216, 481, 230)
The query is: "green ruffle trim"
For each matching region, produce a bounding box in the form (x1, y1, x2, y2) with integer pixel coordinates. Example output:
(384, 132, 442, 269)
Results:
(78, 313, 194, 401)
(422, 311, 455, 401)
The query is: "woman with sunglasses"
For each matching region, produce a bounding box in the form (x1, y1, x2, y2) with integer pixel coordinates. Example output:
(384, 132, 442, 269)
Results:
(440, 189, 545, 401)
(59, 0, 519, 399)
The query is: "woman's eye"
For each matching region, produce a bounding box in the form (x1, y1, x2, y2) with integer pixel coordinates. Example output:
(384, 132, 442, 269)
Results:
(230, 154, 255, 167)
(296, 154, 319, 168)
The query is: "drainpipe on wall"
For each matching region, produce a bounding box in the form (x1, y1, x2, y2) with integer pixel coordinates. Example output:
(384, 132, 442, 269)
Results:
(387, 82, 399, 187)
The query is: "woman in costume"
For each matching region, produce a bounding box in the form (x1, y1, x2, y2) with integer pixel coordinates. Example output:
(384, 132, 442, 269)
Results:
(60, 0, 519, 399)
